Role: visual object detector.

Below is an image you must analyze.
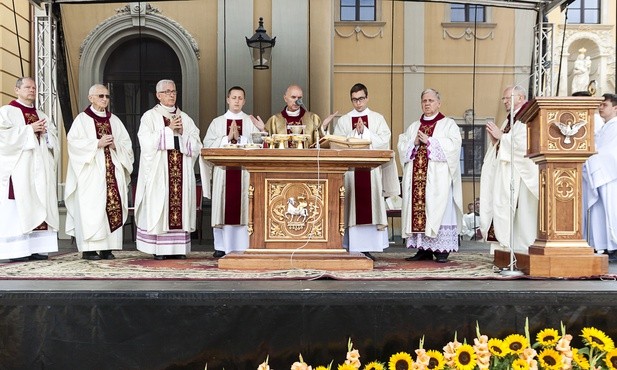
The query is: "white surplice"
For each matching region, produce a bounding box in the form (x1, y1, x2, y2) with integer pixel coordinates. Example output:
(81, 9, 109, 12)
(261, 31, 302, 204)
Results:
(334, 108, 399, 252)
(0, 101, 59, 259)
(397, 115, 463, 253)
(65, 108, 134, 252)
(135, 105, 201, 256)
(479, 114, 539, 253)
(583, 116, 617, 252)
(199, 111, 261, 253)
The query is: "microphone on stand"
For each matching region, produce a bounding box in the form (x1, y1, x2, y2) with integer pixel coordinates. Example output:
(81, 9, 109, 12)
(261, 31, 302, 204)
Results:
(296, 98, 306, 110)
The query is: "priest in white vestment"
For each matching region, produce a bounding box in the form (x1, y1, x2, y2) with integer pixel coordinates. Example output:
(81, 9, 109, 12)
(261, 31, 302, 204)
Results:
(583, 93, 617, 262)
(480, 85, 538, 253)
(65, 84, 134, 260)
(200, 86, 264, 258)
(332, 83, 400, 260)
(135, 80, 202, 259)
(397, 89, 463, 263)
(0, 77, 59, 262)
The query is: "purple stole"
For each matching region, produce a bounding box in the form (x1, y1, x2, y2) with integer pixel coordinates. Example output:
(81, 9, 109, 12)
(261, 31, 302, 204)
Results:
(7, 101, 47, 230)
(84, 108, 123, 232)
(411, 112, 444, 232)
(225, 119, 242, 224)
(163, 110, 183, 229)
(352, 115, 372, 225)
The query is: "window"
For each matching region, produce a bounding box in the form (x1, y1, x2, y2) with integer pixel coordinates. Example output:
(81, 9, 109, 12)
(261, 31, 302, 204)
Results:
(450, 4, 486, 23)
(458, 125, 486, 178)
(567, 0, 600, 24)
(340, 0, 376, 21)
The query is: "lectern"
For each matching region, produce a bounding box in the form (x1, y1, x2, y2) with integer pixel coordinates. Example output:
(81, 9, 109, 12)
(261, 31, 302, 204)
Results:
(494, 97, 608, 277)
(201, 148, 393, 270)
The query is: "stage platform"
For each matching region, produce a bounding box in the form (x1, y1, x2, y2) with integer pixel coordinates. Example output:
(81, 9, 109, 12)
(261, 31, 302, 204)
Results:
(1, 239, 617, 369)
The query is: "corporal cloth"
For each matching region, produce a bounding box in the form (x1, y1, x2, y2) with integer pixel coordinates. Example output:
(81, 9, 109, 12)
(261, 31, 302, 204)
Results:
(583, 116, 617, 252)
(397, 114, 463, 253)
(334, 108, 399, 252)
(135, 105, 201, 256)
(0, 100, 59, 259)
(65, 107, 134, 252)
(479, 107, 538, 253)
(199, 111, 262, 253)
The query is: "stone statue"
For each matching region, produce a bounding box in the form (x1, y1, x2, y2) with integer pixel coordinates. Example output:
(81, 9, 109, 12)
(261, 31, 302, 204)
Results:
(571, 48, 591, 94)
(464, 109, 474, 125)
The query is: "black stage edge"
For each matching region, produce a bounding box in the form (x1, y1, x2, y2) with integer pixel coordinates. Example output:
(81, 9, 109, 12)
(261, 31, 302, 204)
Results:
(1, 280, 617, 369)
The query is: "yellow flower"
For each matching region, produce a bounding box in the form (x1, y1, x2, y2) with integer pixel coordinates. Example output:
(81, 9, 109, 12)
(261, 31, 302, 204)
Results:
(487, 338, 506, 357)
(453, 344, 477, 370)
(572, 348, 590, 370)
(338, 364, 357, 370)
(604, 348, 617, 370)
(315, 367, 329, 370)
(512, 358, 530, 370)
(425, 350, 445, 370)
(363, 362, 385, 370)
(388, 352, 413, 370)
(504, 334, 529, 355)
(581, 327, 615, 352)
(537, 348, 562, 370)
(536, 328, 560, 347)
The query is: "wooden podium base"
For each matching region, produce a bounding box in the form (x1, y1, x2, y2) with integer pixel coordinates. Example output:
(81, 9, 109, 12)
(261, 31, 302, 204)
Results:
(494, 247, 608, 278)
(218, 250, 373, 270)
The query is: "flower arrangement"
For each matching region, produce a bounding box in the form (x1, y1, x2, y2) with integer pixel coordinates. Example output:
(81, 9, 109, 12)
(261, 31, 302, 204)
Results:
(254, 320, 617, 370)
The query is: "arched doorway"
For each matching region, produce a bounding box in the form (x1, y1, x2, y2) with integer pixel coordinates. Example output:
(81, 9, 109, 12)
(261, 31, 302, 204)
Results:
(103, 37, 182, 181)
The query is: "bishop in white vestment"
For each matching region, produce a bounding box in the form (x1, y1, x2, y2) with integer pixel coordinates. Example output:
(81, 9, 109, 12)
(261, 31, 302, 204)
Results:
(397, 89, 463, 263)
(135, 80, 202, 259)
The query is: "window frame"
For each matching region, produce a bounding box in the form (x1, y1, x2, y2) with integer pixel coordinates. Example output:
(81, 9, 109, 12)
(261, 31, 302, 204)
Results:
(450, 4, 487, 23)
(336, 0, 381, 23)
(566, 0, 601, 24)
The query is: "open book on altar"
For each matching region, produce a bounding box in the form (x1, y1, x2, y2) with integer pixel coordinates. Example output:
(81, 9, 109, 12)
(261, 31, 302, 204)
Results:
(312, 135, 371, 149)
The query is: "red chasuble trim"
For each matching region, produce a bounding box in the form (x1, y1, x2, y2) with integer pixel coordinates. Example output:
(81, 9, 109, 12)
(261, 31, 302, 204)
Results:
(224, 168, 242, 225)
(163, 113, 184, 229)
(8, 101, 41, 201)
(84, 108, 123, 232)
(226, 119, 243, 144)
(410, 112, 444, 233)
(352, 116, 372, 224)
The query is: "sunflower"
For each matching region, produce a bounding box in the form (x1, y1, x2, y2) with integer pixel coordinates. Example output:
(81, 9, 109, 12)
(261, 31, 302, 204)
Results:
(503, 334, 529, 355)
(425, 350, 445, 370)
(388, 352, 413, 370)
(453, 344, 477, 370)
(581, 327, 615, 352)
(572, 348, 590, 370)
(338, 364, 357, 370)
(511, 358, 530, 370)
(604, 348, 617, 370)
(487, 338, 506, 357)
(315, 367, 330, 370)
(364, 361, 385, 370)
(536, 328, 560, 347)
(537, 348, 562, 370)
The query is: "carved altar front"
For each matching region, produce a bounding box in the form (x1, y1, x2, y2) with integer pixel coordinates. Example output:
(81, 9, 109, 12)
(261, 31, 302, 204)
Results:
(201, 148, 393, 270)
(493, 97, 608, 277)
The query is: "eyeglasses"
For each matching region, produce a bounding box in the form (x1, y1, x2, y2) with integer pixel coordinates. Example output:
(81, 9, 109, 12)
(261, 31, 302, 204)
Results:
(158, 90, 177, 95)
(351, 96, 366, 103)
(94, 94, 110, 99)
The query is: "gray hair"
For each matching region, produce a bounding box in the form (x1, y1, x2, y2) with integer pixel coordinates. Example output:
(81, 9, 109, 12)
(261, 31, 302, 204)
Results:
(88, 84, 108, 96)
(156, 79, 175, 92)
(421, 88, 441, 101)
(505, 85, 527, 99)
(16, 77, 35, 88)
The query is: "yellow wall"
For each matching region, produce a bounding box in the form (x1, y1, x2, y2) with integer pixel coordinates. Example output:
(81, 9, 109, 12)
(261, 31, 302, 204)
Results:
(0, 0, 31, 104)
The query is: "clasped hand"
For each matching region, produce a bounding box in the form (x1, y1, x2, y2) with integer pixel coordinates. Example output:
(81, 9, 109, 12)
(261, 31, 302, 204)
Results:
(98, 134, 115, 149)
(169, 115, 183, 134)
(414, 131, 429, 146)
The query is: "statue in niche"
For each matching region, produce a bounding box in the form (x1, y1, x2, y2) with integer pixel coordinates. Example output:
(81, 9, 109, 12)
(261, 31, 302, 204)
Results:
(571, 48, 592, 94)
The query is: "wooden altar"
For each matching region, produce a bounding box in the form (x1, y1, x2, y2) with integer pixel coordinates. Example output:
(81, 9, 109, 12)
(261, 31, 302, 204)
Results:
(494, 97, 608, 277)
(201, 148, 393, 270)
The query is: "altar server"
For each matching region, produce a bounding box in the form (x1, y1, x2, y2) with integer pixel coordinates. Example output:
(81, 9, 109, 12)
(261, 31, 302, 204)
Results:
(333, 83, 399, 260)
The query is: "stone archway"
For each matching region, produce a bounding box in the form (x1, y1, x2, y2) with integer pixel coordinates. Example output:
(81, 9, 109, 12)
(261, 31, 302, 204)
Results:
(78, 3, 200, 123)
